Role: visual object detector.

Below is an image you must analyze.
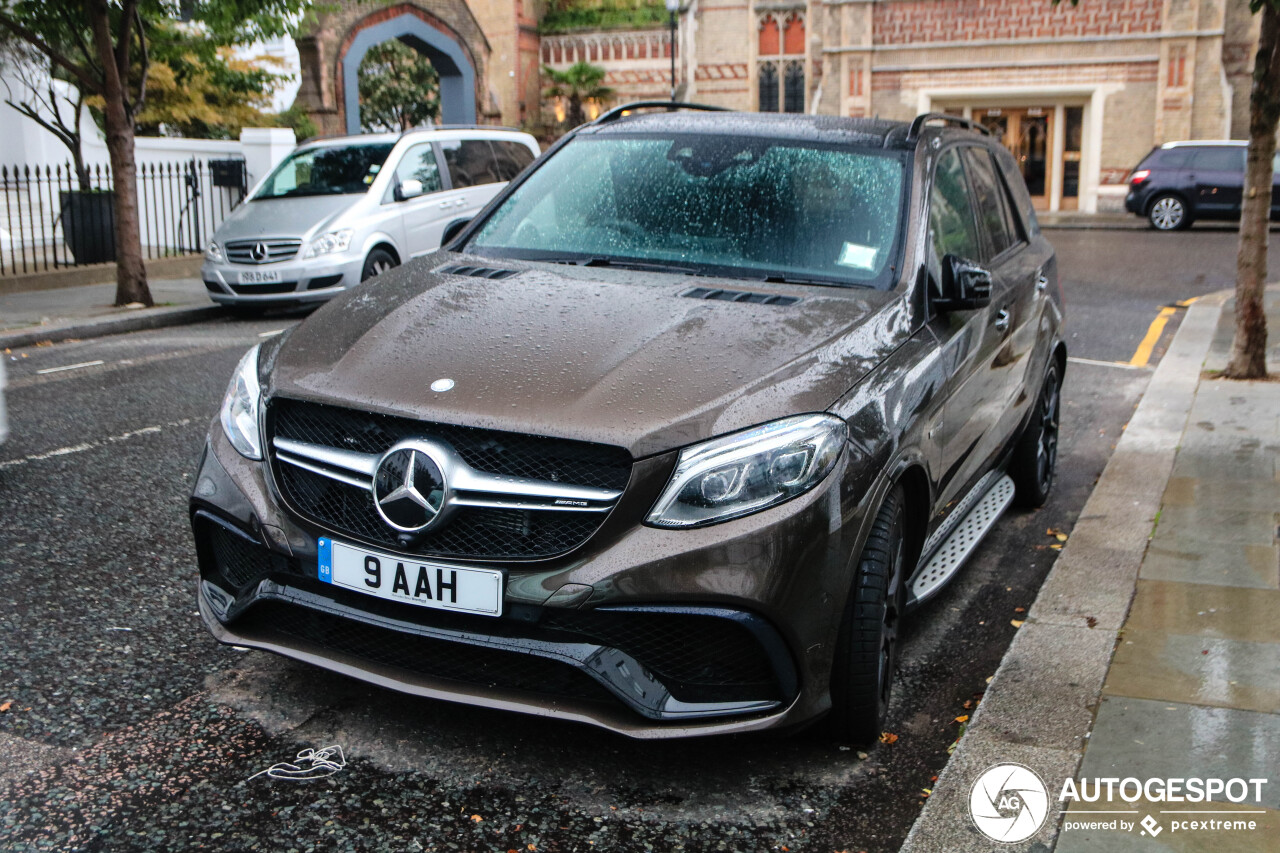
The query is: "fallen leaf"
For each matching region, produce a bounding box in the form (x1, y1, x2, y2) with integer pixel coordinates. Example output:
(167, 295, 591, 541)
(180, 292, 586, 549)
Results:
(962, 699, 973, 710)
(922, 788, 932, 797)
(879, 732, 899, 744)
(1055, 533, 1068, 542)
(1085, 616, 1098, 628)
(1049, 543, 1063, 550)
(1014, 607, 1026, 613)
(1011, 619, 1025, 628)
(528, 846, 537, 852)
(470, 815, 483, 823)
(954, 715, 969, 723)
(0, 700, 11, 713)
(985, 676, 994, 684)
(931, 775, 939, 782)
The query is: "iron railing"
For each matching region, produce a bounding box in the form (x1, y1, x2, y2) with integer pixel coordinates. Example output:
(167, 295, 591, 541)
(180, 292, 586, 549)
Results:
(0, 158, 247, 276)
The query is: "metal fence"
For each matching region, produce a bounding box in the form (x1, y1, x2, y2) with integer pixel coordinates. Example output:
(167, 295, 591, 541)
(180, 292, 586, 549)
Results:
(0, 158, 247, 276)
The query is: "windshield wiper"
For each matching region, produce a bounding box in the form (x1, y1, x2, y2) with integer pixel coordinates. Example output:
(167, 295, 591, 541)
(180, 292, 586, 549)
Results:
(541, 257, 698, 275)
(759, 272, 867, 288)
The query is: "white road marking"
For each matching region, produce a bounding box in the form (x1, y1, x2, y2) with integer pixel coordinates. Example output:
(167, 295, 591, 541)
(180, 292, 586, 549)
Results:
(1067, 356, 1150, 371)
(36, 360, 105, 374)
(0, 417, 195, 470)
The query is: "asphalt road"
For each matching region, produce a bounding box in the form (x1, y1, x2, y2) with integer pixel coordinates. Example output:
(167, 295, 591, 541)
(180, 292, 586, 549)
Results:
(0, 228, 1258, 852)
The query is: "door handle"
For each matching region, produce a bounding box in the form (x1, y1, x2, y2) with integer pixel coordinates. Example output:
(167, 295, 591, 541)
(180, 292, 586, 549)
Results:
(1036, 273, 1048, 293)
(455, 198, 467, 207)
(993, 308, 1011, 333)
(439, 200, 451, 209)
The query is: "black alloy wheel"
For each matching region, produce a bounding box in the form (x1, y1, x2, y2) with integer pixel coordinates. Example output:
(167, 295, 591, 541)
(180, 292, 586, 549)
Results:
(1011, 363, 1061, 508)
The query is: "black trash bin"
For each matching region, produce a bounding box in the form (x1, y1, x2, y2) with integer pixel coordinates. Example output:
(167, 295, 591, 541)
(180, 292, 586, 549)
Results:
(60, 190, 116, 264)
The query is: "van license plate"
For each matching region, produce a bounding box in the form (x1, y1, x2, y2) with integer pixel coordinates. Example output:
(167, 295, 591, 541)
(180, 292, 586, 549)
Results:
(317, 538, 503, 617)
(239, 270, 281, 284)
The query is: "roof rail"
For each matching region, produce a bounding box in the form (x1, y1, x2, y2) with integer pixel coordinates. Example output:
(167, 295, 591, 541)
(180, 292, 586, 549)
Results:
(591, 100, 730, 126)
(398, 124, 525, 138)
(906, 113, 990, 141)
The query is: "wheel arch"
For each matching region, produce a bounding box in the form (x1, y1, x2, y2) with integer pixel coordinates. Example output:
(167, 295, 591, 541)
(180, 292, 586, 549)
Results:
(367, 241, 401, 265)
(1146, 190, 1191, 217)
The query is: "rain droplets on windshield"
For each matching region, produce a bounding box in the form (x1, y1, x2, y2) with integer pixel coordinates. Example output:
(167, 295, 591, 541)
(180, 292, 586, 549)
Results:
(468, 135, 906, 287)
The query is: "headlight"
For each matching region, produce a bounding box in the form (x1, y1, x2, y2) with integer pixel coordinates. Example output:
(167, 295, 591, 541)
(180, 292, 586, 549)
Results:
(303, 228, 354, 258)
(646, 414, 846, 528)
(220, 344, 263, 460)
(205, 241, 223, 262)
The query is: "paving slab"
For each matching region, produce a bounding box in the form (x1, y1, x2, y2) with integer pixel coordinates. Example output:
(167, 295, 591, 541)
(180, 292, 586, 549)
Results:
(1124, 580, 1280, 643)
(1104, 630, 1280, 713)
(1139, 537, 1280, 590)
(1075, 697, 1280, 810)
(1162, 477, 1280, 511)
(1152, 505, 1278, 547)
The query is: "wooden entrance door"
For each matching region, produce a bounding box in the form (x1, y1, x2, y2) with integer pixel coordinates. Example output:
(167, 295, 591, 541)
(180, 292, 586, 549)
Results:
(974, 107, 1054, 210)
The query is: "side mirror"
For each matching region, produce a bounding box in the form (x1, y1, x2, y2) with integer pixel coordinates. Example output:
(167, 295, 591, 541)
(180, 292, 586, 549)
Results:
(935, 254, 992, 311)
(394, 179, 424, 201)
(441, 217, 473, 246)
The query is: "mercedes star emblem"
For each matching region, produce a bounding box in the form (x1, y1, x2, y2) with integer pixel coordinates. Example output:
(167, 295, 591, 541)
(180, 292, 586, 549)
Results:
(373, 446, 446, 532)
(251, 241, 269, 262)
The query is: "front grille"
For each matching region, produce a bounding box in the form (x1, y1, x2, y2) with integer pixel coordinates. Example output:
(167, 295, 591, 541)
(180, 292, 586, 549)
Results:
(229, 281, 298, 295)
(225, 238, 302, 265)
(241, 601, 617, 704)
(269, 398, 632, 560)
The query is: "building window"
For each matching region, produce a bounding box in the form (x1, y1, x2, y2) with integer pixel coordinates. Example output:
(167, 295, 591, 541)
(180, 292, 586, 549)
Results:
(759, 62, 779, 112)
(782, 13, 805, 56)
(784, 61, 804, 113)
(758, 15, 780, 55)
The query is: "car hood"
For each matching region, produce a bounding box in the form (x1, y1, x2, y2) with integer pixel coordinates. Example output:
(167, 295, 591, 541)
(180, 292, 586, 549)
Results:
(264, 255, 912, 457)
(214, 195, 359, 243)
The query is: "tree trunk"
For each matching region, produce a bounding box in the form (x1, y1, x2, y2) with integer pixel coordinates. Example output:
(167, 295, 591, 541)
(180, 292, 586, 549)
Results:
(89, 0, 152, 308)
(1225, 1, 1280, 379)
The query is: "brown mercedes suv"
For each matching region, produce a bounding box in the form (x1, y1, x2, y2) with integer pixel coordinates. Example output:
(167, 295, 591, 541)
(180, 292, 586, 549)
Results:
(191, 104, 1064, 741)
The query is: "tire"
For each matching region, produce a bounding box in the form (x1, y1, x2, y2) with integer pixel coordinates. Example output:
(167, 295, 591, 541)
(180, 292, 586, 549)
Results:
(361, 248, 398, 282)
(1010, 362, 1061, 508)
(828, 484, 908, 743)
(1148, 194, 1190, 231)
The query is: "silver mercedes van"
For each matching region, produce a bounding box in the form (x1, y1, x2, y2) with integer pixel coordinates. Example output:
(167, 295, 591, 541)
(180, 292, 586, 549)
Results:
(202, 127, 540, 310)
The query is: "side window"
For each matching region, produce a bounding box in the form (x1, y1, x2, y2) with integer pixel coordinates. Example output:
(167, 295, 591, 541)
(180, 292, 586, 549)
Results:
(1191, 147, 1245, 172)
(1156, 148, 1192, 169)
(387, 143, 442, 200)
(993, 147, 1040, 238)
(963, 147, 1019, 259)
(928, 147, 982, 289)
(441, 139, 502, 188)
(491, 141, 536, 182)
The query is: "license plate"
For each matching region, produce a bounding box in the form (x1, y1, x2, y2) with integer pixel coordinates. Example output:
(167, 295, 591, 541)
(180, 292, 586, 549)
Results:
(317, 538, 503, 616)
(239, 270, 281, 284)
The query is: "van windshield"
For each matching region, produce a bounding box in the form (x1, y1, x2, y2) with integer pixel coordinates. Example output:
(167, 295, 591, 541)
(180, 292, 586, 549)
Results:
(253, 143, 396, 200)
(466, 134, 907, 288)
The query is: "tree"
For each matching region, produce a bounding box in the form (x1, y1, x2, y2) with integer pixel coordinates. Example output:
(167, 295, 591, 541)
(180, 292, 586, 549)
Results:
(1, 39, 93, 189)
(0, 1, 305, 307)
(358, 39, 439, 132)
(543, 61, 614, 128)
(1223, 1, 1280, 379)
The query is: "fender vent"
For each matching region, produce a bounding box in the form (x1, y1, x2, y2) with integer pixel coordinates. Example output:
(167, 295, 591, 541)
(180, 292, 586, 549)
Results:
(438, 264, 520, 280)
(682, 287, 800, 306)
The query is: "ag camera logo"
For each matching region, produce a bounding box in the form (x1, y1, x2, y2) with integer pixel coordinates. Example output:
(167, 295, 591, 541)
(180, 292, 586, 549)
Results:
(970, 763, 1051, 843)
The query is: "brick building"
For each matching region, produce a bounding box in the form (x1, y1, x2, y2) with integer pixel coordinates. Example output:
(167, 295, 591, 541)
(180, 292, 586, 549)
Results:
(534, 0, 1260, 213)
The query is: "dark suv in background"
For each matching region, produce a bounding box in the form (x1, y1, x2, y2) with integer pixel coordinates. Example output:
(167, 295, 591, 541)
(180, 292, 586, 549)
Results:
(1123, 140, 1279, 230)
(191, 105, 1064, 742)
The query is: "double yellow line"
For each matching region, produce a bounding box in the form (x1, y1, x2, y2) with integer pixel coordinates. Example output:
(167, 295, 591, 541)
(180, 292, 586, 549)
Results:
(1129, 297, 1199, 367)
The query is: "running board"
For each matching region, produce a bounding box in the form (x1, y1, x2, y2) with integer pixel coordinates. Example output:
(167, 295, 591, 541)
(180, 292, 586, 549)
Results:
(908, 474, 1016, 606)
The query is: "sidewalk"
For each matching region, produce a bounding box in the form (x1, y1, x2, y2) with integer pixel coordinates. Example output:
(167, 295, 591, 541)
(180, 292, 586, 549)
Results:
(0, 277, 221, 349)
(903, 288, 1280, 851)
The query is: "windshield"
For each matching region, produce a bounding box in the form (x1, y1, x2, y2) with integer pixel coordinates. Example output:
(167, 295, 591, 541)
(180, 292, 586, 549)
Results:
(466, 134, 907, 287)
(253, 142, 396, 200)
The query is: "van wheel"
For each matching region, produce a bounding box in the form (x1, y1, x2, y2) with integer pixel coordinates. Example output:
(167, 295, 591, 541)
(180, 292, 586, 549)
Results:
(361, 248, 398, 282)
(828, 484, 907, 743)
(1010, 363, 1061, 508)
(1148, 194, 1190, 231)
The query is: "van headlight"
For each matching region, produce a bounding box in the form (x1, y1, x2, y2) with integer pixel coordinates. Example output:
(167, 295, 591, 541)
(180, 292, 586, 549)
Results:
(220, 344, 263, 460)
(303, 228, 354, 258)
(205, 241, 223, 262)
(645, 414, 846, 528)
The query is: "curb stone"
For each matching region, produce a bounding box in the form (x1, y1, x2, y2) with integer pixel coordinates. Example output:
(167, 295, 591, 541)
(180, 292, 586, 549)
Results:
(897, 293, 1226, 852)
(0, 304, 223, 350)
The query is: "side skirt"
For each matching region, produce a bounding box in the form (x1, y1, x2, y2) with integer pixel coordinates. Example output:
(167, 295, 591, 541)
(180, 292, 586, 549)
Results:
(906, 473, 1016, 607)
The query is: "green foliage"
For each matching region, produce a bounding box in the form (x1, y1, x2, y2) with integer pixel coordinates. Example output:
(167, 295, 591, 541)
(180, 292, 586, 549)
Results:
(543, 61, 614, 128)
(274, 103, 318, 142)
(358, 39, 440, 132)
(540, 0, 668, 34)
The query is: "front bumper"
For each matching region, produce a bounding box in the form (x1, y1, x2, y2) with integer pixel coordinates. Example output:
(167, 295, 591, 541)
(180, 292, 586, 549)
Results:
(201, 255, 364, 305)
(191, 418, 866, 738)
